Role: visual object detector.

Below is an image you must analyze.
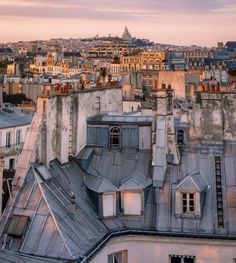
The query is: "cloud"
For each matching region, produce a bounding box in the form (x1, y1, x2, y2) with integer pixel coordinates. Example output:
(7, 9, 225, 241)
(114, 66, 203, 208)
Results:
(0, 0, 236, 21)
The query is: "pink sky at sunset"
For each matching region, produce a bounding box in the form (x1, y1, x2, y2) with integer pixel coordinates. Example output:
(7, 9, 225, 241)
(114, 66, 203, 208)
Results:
(0, 0, 236, 46)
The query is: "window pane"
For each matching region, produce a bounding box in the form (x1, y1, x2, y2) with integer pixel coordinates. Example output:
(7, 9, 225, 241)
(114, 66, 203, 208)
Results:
(184, 258, 194, 263)
(171, 257, 181, 263)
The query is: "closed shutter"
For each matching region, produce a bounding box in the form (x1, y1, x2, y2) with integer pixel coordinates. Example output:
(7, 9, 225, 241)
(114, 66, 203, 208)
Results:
(122, 127, 138, 148)
(123, 192, 142, 215)
(87, 126, 108, 147)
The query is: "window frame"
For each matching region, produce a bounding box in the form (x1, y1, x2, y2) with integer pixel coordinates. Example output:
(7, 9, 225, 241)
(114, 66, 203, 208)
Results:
(16, 129, 21, 145)
(170, 255, 195, 263)
(109, 126, 121, 149)
(181, 192, 195, 215)
(6, 131, 12, 148)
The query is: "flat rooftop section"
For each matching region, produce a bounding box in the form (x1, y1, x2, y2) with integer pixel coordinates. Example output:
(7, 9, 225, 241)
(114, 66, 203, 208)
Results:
(87, 114, 153, 124)
(0, 108, 33, 129)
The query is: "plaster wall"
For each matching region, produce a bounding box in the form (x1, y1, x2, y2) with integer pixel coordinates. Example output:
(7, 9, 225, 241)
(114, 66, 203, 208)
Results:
(90, 235, 236, 263)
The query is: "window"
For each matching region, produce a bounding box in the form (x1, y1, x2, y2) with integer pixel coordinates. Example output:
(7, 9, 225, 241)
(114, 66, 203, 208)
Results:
(110, 127, 120, 148)
(177, 130, 184, 144)
(103, 193, 116, 217)
(170, 255, 195, 263)
(122, 191, 143, 215)
(16, 129, 21, 145)
(182, 193, 195, 214)
(7, 215, 29, 237)
(108, 250, 128, 263)
(6, 132, 11, 148)
(9, 158, 15, 170)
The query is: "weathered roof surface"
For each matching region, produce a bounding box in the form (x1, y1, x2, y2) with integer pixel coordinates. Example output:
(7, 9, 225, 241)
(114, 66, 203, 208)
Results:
(120, 171, 152, 190)
(87, 114, 152, 124)
(0, 160, 109, 261)
(156, 141, 236, 236)
(0, 108, 33, 129)
(175, 172, 207, 192)
(0, 249, 60, 263)
(79, 147, 152, 189)
(85, 173, 118, 193)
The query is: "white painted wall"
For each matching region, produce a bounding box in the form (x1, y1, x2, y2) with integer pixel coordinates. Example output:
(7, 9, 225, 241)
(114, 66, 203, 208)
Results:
(76, 88, 123, 156)
(0, 125, 30, 169)
(90, 235, 236, 263)
(39, 87, 123, 165)
(123, 101, 141, 113)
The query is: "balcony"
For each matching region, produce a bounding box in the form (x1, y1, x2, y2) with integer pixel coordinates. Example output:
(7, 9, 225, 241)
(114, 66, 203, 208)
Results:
(0, 143, 24, 157)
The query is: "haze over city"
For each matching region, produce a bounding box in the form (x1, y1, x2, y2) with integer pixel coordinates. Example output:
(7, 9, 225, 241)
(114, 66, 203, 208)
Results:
(1, 0, 236, 46)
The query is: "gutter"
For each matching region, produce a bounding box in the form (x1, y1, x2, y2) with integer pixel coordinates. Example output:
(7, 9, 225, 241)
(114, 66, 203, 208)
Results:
(80, 229, 236, 262)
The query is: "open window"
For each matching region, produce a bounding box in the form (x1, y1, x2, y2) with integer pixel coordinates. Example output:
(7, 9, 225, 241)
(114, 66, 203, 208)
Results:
(109, 127, 121, 148)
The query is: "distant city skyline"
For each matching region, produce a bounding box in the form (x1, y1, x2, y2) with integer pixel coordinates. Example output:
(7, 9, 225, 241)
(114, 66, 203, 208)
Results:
(0, 0, 236, 46)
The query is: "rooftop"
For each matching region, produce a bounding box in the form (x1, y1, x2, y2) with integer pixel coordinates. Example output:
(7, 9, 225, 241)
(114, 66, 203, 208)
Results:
(0, 107, 33, 129)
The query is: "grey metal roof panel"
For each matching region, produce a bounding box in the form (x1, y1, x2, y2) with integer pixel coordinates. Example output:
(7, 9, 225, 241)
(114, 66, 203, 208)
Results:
(120, 171, 152, 190)
(175, 172, 207, 192)
(85, 174, 118, 193)
(0, 108, 33, 129)
(0, 249, 61, 263)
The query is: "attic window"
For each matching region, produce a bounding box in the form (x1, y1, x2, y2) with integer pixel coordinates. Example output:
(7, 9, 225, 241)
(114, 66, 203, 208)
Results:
(182, 193, 195, 214)
(103, 193, 116, 217)
(110, 127, 120, 148)
(122, 191, 143, 215)
(7, 215, 29, 237)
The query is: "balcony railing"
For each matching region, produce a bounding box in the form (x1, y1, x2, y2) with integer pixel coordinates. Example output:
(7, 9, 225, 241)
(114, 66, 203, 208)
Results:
(0, 143, 24, 157)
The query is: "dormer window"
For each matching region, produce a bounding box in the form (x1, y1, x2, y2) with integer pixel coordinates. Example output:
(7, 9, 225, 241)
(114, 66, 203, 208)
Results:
(175, 172, 207, 218)
(110, 127, 120, 148)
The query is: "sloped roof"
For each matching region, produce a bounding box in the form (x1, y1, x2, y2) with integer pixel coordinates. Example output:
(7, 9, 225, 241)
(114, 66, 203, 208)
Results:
(120, 171, 152, 190)
(0, 249, 59, 263)
(0, 108, 32, 129)
(175, 172, 207, 192)
(85, 173, 118, 193)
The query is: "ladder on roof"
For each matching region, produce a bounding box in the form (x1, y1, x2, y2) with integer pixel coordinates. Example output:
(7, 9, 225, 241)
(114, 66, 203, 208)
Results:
(68, 96, 73, 155)
(215, 156, 224, 228)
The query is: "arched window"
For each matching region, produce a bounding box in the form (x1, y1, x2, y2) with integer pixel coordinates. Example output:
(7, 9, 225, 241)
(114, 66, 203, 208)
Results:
(109, 127, 120, 148)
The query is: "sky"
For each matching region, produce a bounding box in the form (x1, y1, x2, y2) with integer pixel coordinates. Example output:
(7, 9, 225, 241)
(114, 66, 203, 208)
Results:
(0, 0, 236, 47)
